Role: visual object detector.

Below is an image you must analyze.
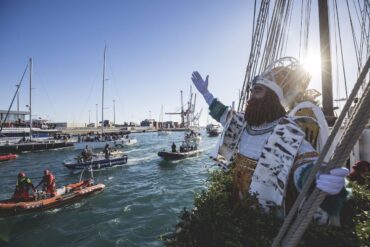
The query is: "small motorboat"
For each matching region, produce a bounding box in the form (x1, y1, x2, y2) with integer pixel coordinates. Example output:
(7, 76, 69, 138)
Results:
(184, 131, 202, 144)
(63, 154, 128, 171)
(158, 142, 201, 161)
(158, 150, 202, 160)
(94, 149, 124, 159)
(206, 124, 221, 137)
(73, 136, 137, 150)
(0, 153, 17, 162)
(0, 180, 105, 217)
(158, 129, 171, 136)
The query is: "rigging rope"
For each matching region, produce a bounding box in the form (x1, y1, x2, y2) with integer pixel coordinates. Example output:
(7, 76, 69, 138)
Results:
(283, 55, 370, 247)
(238, 0, 271, 111)
(298, 0, 304, 59)
(346, 0, 362, 73)
(334, 0, 349, 98)
(0, 64, 28, 134)
(239, 0, 295, 112)
(272, 55, 370, 247)
(332, 0, 341, 109)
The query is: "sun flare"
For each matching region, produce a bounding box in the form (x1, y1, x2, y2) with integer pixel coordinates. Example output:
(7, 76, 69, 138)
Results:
(302, 53, 322, 77)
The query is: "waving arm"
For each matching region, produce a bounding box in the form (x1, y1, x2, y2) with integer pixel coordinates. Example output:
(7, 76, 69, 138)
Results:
(191, 71, 214, 105)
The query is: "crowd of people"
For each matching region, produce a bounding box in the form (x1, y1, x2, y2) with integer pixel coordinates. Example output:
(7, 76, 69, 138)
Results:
(77, 133, 129, 143)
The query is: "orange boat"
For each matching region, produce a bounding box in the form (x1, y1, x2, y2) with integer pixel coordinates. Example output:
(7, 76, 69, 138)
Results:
(0, 180, 105, 217)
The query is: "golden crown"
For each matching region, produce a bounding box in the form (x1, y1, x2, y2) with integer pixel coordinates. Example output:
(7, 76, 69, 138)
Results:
(260, 57, 311, 108)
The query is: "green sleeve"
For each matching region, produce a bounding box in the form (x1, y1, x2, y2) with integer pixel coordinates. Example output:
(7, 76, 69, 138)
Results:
(209, 98, 228, 122)
(296, 163, 348, 217)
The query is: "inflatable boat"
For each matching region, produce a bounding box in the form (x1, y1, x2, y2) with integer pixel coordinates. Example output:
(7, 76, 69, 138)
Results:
(158, 149, 202, 161)
(0, 180, 105, 217)
(0, 153, 17, 162)
(63, 155, 128, 171)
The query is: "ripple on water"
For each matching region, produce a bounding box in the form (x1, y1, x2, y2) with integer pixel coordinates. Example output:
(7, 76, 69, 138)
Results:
(0, 131, 218, 246)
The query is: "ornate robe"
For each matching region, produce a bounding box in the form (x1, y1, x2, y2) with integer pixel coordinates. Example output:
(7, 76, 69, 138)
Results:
(208, 99, 326, 217)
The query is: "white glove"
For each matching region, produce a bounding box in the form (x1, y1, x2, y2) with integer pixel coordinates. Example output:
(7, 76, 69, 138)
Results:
(191, 71, 214, 105)
(316, 167, 349, 195)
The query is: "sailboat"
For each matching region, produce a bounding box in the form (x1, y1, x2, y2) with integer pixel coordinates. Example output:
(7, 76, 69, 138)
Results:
(158, 105, 170, 135)
(74, 47, 137, 150)
(0, 59, 74, 154)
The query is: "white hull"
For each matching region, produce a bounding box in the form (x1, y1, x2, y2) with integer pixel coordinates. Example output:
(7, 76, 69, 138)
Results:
(74, 138, 137, 150)
(184, 135, 201, 144)
(158, 131, 171, 136)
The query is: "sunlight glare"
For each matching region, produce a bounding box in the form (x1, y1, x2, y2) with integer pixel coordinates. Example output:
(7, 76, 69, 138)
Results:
(302, 53, 322, 77)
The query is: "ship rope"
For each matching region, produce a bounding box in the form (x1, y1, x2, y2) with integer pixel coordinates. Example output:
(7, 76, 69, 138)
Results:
(238, 0, 271, 111)
(332, 0, 342, 108)
(333, 0, 349, 99)
(238, 0, 296, 112)
(272, 55, 370, 247)
(0, 64, 28, 135)
(234, 2, 370, 244)
(238, 0, 369, 111)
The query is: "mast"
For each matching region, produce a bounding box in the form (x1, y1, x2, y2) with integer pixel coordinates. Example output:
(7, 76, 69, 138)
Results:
(113, 99, 116, 125)
(318, 0, 335, 126)
(101, 46, 106, 134)
(160, 105, 164, 128)
(29, 58, 33, 141)
(16, 85, 19, 121)
(180, 90, 184, 127)
(188, 87, 193, 128)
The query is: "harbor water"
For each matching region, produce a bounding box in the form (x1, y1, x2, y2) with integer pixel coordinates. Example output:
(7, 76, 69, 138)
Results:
(0, 131, 218, 247)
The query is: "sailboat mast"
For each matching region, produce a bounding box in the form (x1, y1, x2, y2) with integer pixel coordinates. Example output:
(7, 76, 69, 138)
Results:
(318, 0, 335, 126)
(180, 90, 184, 127)
(29, 58, 33, 141)
(101, 46, 106, 134)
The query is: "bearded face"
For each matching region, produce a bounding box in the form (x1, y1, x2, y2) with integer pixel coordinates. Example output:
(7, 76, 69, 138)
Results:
(245, 87, 286, 126)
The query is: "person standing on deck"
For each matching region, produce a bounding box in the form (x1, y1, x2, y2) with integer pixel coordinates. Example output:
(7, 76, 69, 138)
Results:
(171, 142, 177, 152)
(191, 57, 349, 224)
(81, 145, 93, 162)
(104, 144, 111, 159)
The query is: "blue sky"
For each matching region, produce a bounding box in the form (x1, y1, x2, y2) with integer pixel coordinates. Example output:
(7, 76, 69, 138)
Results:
(0, 0, 253, 125)
(0, 0, 363, 125)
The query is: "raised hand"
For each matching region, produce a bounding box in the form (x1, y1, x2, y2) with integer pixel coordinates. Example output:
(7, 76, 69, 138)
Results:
(191, 71, 209, 95)
(316, 167, 349, 195)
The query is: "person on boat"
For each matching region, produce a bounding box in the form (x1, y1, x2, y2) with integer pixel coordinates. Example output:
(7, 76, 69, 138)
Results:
(348, 160, 370, 186)
(12, 172, 36, 201)
(104, 144, 111, 159)
(37, 169, 56, 196)
(191, 57, 349, 224)
(194, 144, 198, 150)
(171, 142, 177, 152)
(81, 145, 93, 162)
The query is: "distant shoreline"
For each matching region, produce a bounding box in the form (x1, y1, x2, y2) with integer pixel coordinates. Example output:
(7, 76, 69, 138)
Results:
(59, 127, 197, 135)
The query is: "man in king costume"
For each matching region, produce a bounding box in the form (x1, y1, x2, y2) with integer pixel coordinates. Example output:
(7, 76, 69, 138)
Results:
(192, 57, 349, 223)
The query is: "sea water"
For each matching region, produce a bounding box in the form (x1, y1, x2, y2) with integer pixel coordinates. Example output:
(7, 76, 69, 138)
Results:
(0, 131, 218, 247)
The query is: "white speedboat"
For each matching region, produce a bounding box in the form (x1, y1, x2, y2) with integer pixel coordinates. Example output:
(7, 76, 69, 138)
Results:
(158, 129, 171, 136)
(73, 137, 137, 150)
(184, 131, 201, 144)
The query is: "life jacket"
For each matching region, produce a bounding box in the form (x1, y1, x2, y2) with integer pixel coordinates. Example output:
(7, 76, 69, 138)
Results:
(42, 173, 56, 195)
(43, 173, 55, 187)
(16, 177, 33, 191)
(14, 177, 33, 200)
